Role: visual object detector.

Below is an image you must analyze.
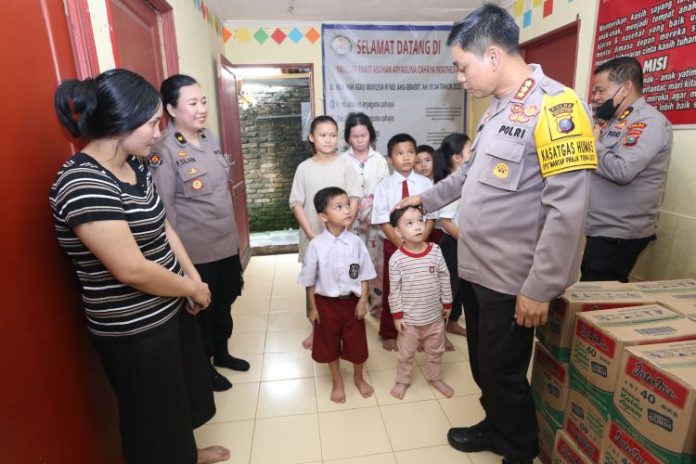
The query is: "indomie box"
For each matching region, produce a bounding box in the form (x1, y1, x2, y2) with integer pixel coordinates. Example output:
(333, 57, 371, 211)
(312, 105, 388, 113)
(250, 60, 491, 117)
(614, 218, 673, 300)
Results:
(552, 429, 593, 464)
(532, 341, 570, 425)
(657, 292, 696, 319)
(612, 340, 696, 463)
(569, 304, 696, 412)
(538, 291, 655, 361)
(564, 281, 624, 292)
(563, 387, 606, 463)
(537, 409, 561, 464)
(601, 420, 663, 464)
(626, 279, 696, 295)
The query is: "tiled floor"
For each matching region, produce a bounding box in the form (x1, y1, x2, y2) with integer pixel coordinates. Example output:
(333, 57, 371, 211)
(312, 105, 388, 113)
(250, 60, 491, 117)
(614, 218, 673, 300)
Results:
(195, 254, 541, 464)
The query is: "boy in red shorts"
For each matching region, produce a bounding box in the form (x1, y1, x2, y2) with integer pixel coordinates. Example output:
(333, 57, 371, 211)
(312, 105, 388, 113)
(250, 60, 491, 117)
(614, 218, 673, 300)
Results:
(298, 186, 377, 403)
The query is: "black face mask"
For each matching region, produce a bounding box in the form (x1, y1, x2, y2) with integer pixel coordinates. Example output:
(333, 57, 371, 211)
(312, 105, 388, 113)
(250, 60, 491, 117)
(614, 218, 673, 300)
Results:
(595, 86, 625, 121)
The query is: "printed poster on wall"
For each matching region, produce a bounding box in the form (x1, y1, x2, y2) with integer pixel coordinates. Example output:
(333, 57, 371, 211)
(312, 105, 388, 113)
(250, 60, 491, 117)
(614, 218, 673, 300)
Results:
(322, 24, 466, 155)
(591, 0, 696, 127)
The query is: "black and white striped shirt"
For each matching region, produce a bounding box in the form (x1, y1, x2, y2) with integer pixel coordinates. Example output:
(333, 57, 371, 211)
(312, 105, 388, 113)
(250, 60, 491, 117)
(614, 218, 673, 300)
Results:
(49, 153, 183, 337)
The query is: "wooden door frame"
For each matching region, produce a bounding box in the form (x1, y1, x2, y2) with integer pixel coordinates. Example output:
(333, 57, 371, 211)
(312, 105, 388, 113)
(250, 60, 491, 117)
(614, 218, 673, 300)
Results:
(520, 19, 580, 88)
(64, 0, 179, 77)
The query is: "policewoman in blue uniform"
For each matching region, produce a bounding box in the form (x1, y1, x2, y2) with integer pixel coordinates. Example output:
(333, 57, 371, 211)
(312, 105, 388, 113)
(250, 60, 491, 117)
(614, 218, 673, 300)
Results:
(150, 75, 248, 391)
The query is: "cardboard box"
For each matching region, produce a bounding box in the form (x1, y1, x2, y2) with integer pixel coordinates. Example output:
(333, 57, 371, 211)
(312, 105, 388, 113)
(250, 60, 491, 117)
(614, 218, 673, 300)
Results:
(564, 281, 624, 292)
(601, 420, 663, 464)
(537, 291, 655, 361)
(537, 409, 562, 464)
(552, 429, 593, 464)
(532, 341, 570, 425)
(626, 279, 696, 295)
(569, 304, 696, 412)
(612, 340, 696, 463)
(657, 292, 696, 319)
(563, 387, 606, 463)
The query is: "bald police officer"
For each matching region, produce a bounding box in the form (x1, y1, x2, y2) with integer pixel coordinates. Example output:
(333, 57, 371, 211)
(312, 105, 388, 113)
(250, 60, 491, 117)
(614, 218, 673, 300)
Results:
(398, 5, 597, 463)
(581, 56, 673, 282)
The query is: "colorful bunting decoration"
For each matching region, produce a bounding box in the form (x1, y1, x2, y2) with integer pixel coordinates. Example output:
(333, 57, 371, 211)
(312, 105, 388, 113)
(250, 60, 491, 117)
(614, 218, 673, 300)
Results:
(191, 0, 225, 40)
(225, 27, 321, 46)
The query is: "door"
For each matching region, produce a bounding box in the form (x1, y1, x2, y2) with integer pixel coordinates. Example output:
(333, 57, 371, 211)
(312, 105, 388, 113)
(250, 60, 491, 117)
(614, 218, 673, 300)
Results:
(520, 21, 579, 88)
(218, 55, 251, 268)
(0, 0, 121, 461)
(108, 0, 170, 86)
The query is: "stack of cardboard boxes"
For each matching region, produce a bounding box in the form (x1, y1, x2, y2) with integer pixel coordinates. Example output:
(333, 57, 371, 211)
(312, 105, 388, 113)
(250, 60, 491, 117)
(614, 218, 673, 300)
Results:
(531, 279, 696, 464)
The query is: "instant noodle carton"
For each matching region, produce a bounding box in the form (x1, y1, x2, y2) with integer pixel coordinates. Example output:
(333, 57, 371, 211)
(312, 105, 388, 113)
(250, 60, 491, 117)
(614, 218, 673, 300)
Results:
(563, 386, 607, 463)
(552, 429, 593, 464)
(564, 281, 624, 292)
(625, 279, 696, 295)
(657, 292, 696, 320)
(600, 420, 664, 464)
(569, 304, 696, 413)
(537, 408, 561, 464)
(532, 341, 570, 425)
(612, 340, 696, 463)
(537, 290, 655, 361)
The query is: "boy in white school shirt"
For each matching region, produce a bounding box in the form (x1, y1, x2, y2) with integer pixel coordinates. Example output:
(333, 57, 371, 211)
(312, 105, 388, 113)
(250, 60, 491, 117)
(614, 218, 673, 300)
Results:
(371, 133, 435, 351)
(298, 187, 376, 403)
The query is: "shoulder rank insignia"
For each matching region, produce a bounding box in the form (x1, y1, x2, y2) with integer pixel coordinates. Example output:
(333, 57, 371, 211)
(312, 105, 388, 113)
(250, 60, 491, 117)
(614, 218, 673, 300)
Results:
(618, 107, 634, 121)
(514, 78, 535, 101)
(148, 153, 162, 168)
(175, 132, 187, 146)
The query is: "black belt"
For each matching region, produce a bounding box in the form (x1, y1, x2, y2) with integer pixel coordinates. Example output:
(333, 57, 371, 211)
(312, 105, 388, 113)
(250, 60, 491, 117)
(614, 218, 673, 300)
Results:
(335, 294, 354, 300)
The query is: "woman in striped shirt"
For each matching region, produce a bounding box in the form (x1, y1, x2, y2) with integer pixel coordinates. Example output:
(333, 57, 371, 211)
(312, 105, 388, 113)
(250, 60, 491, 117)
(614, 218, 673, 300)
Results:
(50, 69, 229, 464)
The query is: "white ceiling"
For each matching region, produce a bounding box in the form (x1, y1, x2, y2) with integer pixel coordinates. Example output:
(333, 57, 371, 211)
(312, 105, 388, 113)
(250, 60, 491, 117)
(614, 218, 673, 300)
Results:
(207, 0, 497, 23)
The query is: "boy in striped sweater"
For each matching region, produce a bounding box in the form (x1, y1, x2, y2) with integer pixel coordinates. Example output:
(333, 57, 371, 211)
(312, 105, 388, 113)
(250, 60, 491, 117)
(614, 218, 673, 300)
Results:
(388, 205, 454, 399)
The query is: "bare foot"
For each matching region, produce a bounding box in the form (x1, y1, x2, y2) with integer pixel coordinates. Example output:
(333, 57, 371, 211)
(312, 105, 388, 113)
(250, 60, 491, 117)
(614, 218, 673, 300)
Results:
(431, 380, 455, 398)
(330, 378, 346, 403)
(354, 375, 374, 398)
(446, 320, 467, 337)
(390, 382, 408, 399)
(301, 332, 313, 350)
(197, 446, 230, 464)
(444, 336, 456, 352)
(382, 338, 398, 351)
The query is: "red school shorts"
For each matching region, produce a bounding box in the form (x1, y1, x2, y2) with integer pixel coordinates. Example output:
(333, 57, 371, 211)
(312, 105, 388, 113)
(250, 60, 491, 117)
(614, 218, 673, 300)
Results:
(312, 294, 368, 364)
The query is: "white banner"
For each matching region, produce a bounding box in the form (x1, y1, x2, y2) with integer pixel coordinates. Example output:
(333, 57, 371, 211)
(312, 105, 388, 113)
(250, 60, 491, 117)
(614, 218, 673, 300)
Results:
(322, 24, 466, 156)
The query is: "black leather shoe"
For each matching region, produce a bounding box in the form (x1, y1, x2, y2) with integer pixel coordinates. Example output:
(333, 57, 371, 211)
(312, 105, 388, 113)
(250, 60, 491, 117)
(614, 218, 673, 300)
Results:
(210, 366, 233, 392)
(214, 353, 250, 372)
(447, 421, 496, 453)
(502, 458, 533, 464)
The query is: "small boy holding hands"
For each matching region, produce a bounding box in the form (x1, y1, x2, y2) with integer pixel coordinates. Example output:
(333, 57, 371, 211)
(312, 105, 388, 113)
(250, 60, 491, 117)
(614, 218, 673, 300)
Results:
(388, 205, 454, 399)
(298, 187, 376, 403)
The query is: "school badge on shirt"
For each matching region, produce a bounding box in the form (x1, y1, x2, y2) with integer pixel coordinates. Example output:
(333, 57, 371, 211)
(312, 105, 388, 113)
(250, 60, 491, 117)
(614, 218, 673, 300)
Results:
(349, 263, 360, 279)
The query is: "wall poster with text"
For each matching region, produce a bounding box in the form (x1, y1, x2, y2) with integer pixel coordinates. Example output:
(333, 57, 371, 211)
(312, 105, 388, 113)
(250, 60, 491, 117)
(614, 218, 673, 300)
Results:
(592, 0, 696, 127)
(322, 24, 466, 155)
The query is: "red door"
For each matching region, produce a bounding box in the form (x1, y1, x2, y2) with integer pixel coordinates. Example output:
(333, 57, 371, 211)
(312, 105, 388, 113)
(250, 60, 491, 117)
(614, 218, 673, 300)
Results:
(521, 22, 579, 88)
(218, 56, 251, 268)
(0, 1, 121, 462)
(108, 0, 166, 86)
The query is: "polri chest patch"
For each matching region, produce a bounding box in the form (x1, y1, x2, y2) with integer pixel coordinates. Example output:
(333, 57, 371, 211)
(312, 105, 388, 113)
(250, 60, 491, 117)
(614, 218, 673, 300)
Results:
(349, 263, 360, 279)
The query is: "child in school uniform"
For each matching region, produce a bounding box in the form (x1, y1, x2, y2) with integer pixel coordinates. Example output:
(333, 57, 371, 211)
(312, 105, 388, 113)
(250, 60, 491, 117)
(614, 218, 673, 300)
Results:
(298, 187, 376, 403)
(290, 115, 362, 350)
(416, 144, 444, 248)
(434, 133, 473, 341)
(371, 133, 435, 351)
(388, 205, 454, 399)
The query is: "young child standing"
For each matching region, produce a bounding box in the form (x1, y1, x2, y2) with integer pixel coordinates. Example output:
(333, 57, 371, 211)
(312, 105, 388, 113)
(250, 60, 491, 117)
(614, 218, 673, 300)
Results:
(298, 187, 376, 403)
(388, 205, 454, 399)
(340, 113, 389, 319)
(434, 133, 472, 341)
(414, 144, 435, 181)
(371, 133, 435, 351)
(290, 116, 362, 349)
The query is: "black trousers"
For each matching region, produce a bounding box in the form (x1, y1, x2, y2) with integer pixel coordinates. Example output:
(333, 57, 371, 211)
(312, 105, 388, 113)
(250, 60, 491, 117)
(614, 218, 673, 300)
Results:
(93, 310, 215, 464)
(459, 279, 538, 460)
(439, 234, 463, 322)
(580, 235, 655, 283)
(195, 254, 243, 358)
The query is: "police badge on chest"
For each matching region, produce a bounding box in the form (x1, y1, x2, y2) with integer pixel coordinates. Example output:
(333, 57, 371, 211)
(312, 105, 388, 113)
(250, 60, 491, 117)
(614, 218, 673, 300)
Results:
(349, 263, 360, 279)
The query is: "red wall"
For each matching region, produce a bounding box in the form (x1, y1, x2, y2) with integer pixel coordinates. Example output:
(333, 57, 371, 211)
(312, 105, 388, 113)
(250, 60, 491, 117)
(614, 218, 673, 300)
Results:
(0, 1, 121, 461)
